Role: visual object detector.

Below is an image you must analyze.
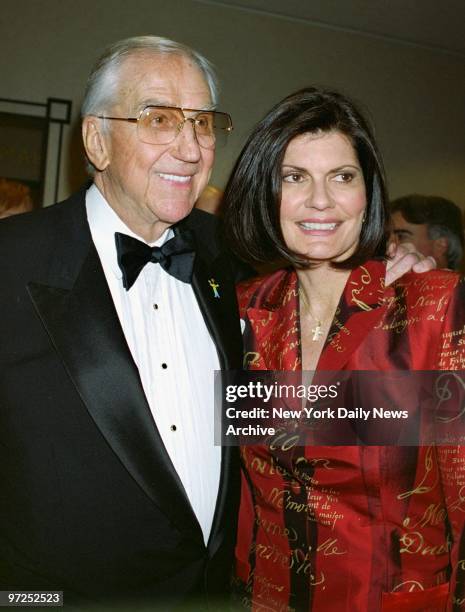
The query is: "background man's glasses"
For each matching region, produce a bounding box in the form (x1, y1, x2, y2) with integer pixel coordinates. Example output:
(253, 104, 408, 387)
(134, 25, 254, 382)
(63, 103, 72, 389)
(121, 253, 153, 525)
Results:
(95, 105, 233, 150)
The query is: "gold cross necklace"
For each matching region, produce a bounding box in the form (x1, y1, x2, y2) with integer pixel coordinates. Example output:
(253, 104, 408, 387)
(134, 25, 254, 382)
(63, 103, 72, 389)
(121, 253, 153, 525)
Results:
(299, 287, 325, 342)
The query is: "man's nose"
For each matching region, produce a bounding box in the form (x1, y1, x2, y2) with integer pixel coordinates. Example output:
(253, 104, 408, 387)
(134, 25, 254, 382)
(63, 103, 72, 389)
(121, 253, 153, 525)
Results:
(172, 118, 201, 162)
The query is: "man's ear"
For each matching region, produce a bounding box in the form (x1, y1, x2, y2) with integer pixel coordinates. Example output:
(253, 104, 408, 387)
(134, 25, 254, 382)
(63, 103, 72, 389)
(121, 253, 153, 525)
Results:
(82, 117, 110, 171)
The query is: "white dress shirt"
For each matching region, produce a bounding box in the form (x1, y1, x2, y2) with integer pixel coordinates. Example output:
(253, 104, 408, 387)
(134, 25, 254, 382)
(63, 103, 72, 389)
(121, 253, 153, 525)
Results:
(86, 184, 221, 544)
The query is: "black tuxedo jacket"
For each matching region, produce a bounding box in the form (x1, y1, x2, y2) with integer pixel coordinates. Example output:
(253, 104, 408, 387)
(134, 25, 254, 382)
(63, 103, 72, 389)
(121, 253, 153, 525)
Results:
(0, 188, 245, 610)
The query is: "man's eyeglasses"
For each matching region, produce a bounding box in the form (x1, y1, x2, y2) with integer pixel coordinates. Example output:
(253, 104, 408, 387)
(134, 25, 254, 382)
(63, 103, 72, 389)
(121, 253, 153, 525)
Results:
(95, 105, 233, 150)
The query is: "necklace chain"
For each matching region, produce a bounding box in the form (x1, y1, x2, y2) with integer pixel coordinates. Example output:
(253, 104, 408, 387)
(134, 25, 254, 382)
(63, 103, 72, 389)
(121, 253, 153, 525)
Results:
(298, 287, 326, 342)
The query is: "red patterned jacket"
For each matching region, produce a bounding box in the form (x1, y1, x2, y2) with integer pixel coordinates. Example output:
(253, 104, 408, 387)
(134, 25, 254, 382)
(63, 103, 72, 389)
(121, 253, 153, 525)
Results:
(234, 260, 465, 612)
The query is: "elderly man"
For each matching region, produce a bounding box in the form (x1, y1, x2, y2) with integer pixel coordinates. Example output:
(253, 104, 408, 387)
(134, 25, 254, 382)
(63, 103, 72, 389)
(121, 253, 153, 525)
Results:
(0, 36, 244, 610)
(0, 35, 433, 610)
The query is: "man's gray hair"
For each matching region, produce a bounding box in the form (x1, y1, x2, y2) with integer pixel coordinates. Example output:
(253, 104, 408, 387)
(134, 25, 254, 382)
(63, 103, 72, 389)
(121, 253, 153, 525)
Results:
(81, 35, 219, 118)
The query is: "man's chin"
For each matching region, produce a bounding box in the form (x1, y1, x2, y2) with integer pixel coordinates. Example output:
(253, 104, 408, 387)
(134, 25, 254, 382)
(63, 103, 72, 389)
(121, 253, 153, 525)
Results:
(154, 199, 197, 225)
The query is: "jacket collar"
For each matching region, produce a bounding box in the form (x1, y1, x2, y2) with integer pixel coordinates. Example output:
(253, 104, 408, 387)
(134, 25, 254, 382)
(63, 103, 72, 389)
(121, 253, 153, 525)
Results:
(245, 260, 393, 371)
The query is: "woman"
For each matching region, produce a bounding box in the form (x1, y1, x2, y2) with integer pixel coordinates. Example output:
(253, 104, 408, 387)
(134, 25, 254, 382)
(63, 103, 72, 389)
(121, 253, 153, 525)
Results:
(223, 88, 465, 611)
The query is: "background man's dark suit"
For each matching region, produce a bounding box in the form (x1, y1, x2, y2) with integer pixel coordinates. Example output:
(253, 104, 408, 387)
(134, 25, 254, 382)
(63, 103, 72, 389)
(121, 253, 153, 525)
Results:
(0, 188, 244, 609)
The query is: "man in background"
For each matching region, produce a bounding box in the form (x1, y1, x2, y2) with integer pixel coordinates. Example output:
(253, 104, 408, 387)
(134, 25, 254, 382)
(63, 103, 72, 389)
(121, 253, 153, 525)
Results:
(390, 194, 464, 270)
(0, 177, 34, 218)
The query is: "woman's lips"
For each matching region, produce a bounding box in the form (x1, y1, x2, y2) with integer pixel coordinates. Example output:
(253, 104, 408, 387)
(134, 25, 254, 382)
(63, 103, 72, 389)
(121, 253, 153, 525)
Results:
(297, 220, 340, 234)
(298, 221, 337, 230)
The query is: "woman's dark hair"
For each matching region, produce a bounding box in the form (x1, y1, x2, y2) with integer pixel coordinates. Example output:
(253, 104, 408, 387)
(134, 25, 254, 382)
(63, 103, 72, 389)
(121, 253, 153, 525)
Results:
(222, 86, 389, 269)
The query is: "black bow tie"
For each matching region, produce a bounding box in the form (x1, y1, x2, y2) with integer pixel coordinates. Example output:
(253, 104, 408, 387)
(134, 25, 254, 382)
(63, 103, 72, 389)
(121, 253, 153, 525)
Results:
(115, 230, 196, 290)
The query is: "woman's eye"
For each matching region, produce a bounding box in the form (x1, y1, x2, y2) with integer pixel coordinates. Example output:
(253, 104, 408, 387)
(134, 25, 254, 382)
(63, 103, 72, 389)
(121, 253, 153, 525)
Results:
(334, 172, 354, 183)
(283, 173, 303, 183)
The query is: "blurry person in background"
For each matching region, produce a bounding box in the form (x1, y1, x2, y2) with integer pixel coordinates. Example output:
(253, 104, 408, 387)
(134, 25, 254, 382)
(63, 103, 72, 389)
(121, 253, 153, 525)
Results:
(0, 177, 34, 219)
(390, 194, 464, 270)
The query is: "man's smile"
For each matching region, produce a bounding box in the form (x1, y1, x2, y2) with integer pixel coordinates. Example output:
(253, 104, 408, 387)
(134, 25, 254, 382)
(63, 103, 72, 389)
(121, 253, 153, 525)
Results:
(156, 172, 193, 184)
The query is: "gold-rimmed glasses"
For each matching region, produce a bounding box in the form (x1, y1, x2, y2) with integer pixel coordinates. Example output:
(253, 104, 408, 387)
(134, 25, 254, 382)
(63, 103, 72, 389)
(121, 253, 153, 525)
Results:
(95, 105, 233, 149)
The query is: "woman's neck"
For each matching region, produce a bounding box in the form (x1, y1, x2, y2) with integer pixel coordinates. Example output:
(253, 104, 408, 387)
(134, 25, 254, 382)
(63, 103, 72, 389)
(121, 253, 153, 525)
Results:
(297, 264, 351, 371)
(297, 264, 350, 318)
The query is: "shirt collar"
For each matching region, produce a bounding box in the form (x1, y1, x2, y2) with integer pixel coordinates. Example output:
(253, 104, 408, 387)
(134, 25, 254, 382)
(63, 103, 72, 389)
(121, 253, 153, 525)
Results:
(85, 183, 172, 280)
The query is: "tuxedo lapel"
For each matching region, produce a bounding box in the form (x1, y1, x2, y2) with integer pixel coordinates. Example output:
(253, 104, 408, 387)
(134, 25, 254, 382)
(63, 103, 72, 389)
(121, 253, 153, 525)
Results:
(191, 251, 243, 556)
(176, 212, 244, 371)
(191, 254, 243, 370)
(27, 196, 202, 542)
(174, 211, 243, 555)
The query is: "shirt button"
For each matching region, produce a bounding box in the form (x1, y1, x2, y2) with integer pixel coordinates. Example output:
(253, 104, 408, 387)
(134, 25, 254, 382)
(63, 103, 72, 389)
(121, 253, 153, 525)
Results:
(161, 363, 168, 369)
(170, 425, 177, 432)
(153, 303, 158, 310)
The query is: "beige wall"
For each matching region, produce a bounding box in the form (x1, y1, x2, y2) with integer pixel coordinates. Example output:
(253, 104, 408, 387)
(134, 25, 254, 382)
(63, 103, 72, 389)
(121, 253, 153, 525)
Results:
(1, 0, 464, 206)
